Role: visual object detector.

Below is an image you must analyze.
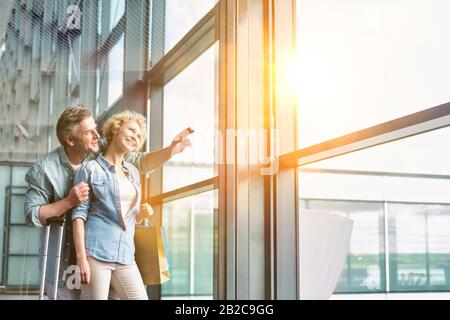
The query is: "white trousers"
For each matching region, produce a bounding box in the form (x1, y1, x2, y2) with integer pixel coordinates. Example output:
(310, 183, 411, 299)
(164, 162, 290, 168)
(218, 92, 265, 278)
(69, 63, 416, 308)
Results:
(82, 256, 148, 300)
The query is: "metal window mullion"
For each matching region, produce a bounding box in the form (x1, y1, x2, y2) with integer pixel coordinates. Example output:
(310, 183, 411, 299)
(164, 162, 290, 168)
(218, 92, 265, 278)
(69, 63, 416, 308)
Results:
(281, 103, 450, 169)
(222, 0, 237, 300)
(248, 0, 267, 300)
(425, 211, 430, 288)
(147, 84, 163, 301)
(78, 0, 99, 108)
(299, 167, 450, 181)
(146, 177, 217, 206)
(189, 206, 195, 295)
(37, 1, 53, 158)
(388, 202, 398, 292)
(146, 0, 165, 301)
(1, 172, 12, 286)
(213, 1, 234, 299)
(7, 254, 40, 257)
(235, 0, 250, 300)
(3, 170, 12, 286)
(273, 0, 298, 300)
(384, 200, 390, 293)
(219, 0, 272, 300)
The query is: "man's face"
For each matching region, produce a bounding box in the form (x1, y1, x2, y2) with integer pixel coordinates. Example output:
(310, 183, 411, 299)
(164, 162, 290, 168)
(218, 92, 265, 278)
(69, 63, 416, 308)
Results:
(70, 117, 100, 155)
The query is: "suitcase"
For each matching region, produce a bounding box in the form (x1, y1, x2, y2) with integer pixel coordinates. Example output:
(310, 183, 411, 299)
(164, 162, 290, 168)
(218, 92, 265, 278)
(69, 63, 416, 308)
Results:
(38, 216, 66, 300)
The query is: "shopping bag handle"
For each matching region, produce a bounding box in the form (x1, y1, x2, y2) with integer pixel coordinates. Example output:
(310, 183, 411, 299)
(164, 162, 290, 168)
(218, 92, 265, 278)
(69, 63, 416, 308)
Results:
(143, 218, 153, 227)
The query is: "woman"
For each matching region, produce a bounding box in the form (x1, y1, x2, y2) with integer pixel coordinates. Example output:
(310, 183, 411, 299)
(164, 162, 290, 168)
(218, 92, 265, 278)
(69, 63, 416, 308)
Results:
(72, 111, 149, 300)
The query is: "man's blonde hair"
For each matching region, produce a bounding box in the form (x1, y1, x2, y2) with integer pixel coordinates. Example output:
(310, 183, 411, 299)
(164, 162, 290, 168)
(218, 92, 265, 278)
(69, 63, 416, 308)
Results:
(56, 105, 93, 146)
(102, 111, 147, 151)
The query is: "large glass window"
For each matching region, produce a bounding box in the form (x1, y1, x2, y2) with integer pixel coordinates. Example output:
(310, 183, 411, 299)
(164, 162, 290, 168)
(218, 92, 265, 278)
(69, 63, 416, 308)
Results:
(164, 0, 217, 53)
(151, 2, 218, 300)
(295, 0, 450, 148)
(304, 126, 450, 177)
(1, 166, 39, 288)
(109, 0, 125, 31)
(161, 191, 214, 298)
(298, 127, 450, 294)
(0, 166, 11, 284)
(7, 257, 39, 287)
(98, 0, 103, 35)
(12, 166, 28, 187)
(162, 44, 216, 192)
(389, 203, 450, 292)
(108, 35, 124, 107)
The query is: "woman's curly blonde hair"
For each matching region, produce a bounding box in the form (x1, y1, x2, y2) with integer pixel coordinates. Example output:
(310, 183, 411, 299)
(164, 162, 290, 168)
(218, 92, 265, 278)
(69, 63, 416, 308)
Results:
(102, 111, 147, 151)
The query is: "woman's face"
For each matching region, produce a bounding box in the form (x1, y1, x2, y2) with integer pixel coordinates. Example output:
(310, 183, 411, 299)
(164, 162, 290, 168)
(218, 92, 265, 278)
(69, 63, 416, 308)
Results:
(113, 120, 144, 153)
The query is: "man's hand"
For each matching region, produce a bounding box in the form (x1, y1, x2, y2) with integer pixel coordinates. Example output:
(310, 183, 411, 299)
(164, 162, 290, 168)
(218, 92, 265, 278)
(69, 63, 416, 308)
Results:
(66, 182, 90, 208)
(38, 183, 89, 225)
(170, 127, 194, 157)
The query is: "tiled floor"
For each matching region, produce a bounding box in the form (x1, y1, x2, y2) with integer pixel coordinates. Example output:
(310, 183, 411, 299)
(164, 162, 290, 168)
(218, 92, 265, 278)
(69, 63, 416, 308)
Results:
(0, 294, 212, 300)
(6, 292, 450, 300)
(0, 294, 41, 300)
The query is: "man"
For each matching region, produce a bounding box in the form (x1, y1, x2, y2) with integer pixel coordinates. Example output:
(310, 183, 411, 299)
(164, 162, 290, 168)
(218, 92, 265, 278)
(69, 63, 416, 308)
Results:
(24, 105, 193, 299)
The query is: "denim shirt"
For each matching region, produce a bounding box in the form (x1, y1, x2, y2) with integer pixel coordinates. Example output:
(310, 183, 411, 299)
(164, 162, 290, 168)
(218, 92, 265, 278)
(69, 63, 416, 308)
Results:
(71, 154, 141, 265)
(24, 142, 150, 287)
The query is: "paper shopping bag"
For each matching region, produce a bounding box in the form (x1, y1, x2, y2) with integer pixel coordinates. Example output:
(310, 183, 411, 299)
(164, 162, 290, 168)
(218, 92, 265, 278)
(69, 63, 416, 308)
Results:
(134, 226, 171, 285)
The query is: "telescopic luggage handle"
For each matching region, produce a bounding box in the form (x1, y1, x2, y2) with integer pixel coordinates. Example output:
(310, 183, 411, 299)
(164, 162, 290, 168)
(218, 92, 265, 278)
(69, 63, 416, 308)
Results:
(46, 216, 66, 226)
(38, 216, 66, 300)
